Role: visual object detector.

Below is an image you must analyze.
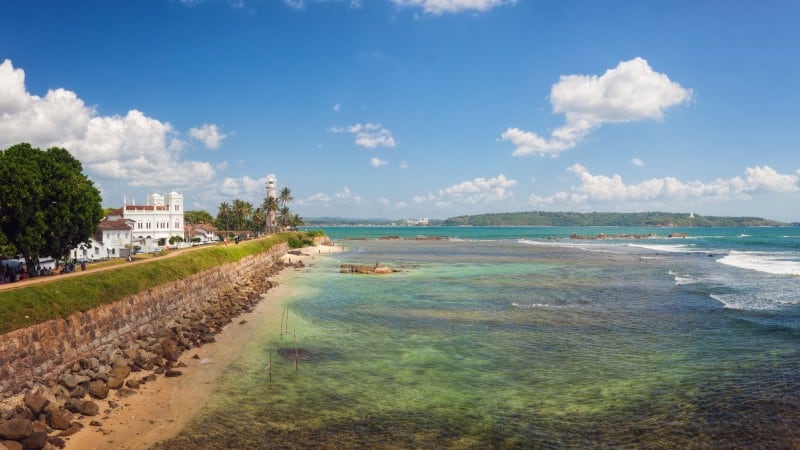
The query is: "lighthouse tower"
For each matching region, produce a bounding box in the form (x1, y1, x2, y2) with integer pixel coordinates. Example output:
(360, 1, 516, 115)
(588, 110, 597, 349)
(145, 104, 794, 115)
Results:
(266, 175, 277, 233)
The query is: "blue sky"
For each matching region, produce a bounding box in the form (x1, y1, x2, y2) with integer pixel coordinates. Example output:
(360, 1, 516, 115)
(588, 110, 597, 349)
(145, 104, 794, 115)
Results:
(1, 0, 799, 221)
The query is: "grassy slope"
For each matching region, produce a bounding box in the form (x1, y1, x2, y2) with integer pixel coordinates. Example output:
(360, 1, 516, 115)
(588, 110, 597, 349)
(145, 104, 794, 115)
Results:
(0, 234, 290, 335)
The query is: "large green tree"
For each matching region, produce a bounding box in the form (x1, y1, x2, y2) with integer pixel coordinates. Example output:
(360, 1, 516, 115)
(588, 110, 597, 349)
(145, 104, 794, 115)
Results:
(0, 143, 102, 266)
(0, 144, 46, 263)
(40, 147, 103, 261)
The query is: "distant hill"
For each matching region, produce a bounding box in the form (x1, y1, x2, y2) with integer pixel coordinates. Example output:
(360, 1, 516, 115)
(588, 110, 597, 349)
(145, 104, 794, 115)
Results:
(304, 217, 445, 226)
(442, 211, 786, 227)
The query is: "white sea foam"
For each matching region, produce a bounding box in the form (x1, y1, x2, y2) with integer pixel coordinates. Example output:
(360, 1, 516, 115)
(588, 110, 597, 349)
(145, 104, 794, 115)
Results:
(512, 302, 566, 309)
(517, 239, 617, 253)
(710, 293, 800, 311)
(717, 251, 800, 276)
(627, 243, 697, 253)
(667, 269, 697, 285)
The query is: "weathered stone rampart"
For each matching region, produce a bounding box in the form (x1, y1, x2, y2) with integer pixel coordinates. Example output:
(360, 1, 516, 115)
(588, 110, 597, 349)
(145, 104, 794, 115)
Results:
(0, 243, 287, 398)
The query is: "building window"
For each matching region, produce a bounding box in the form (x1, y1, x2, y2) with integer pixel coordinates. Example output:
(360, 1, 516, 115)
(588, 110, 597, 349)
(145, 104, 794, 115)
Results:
(175, 221, 180, 229)
(175, 204, 180, 211)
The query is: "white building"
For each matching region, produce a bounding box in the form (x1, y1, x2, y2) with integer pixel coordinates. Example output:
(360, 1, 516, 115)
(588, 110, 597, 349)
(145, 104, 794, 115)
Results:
(184, 223, 219, 244)
(69, 191, 185, 259)
(71, 218, 135, 261)
(111, 191, 185, 251)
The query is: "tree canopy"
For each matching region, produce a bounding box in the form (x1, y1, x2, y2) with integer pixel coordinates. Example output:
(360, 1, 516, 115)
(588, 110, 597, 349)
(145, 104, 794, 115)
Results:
(184, 209, 214, 225)
(0, 143, 103, 264)
(214, 184, 303, 233)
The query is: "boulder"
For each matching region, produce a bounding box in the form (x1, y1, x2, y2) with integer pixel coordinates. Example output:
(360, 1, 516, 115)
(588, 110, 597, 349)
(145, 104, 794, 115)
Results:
(63, 399, 81, 414)
(20, 431, 47, 449)
(58, 374, 78, 390)
(87, 381, 109, 400)
(107, 376, 124, 390)
(161, 339, 180, 362)
(46, 410, 72, 430)
(0, 441, 21, 450)
(0, 418, 33, 440)
(165, 370, 182, 378)
(57, 422, 83, 438)
(78, 401, 99, 417)
(22, 395, 48, 416)
(125, 379, 141, 390)
(46, 436, 66, 449)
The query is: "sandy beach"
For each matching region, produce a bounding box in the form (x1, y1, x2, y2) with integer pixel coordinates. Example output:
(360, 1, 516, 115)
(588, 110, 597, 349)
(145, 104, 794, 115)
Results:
(62, 244, 340, 450)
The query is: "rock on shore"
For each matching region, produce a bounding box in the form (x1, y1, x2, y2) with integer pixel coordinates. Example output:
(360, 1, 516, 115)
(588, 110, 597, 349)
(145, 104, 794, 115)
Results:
(0, 260, 286, 450)
(339, 264, 399, 274)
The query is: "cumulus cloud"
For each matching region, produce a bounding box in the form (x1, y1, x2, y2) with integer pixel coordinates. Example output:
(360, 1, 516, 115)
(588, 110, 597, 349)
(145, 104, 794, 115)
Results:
(219, 175, 268, 198)
(392, 0, 513, 14)
(297, 187, 364, 208)
(333, 103, 341, 112)
(0, 59, 216, 190)
(371, 157, 388, 167)
(530, 164, 799, 207)
(189, 123, 227, 149)
(400, 161, 409, 169)
(414, 174, 517, 208)
(330, 122, 396, 148)
(631, 158, 644, 167)
(502, 57, 692, 157)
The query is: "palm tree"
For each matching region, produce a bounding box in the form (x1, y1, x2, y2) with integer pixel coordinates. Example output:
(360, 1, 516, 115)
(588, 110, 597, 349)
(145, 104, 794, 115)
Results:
(291, 213, 304, 228)
(231, 199, 253, 231)
(264, 196, 279, 233)
(278, 187, 293, 208)
(251, 207, 266, 233)
(278, 206, 292, 230)
(216, 202, 232, 231)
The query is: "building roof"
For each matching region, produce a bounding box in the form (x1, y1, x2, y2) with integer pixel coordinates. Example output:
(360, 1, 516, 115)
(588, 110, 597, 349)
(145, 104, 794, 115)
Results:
(97, 219, 132, 231)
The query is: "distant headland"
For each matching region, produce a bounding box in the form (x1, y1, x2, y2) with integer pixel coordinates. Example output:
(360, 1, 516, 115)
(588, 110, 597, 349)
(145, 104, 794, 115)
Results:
(305, 212, 788, 228)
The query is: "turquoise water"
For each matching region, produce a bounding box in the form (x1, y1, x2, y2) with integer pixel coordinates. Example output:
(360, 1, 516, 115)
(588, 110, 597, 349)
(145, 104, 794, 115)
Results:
(158, 227, 800, 448)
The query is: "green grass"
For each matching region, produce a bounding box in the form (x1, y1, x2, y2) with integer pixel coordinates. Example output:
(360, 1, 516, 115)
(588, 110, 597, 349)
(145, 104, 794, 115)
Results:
(0, 233, 294, 335)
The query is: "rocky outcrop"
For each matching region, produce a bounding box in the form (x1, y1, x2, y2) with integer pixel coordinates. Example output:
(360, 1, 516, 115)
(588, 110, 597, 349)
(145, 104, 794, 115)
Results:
(339, 264, 399, 274)
(668, 232, 688, 238)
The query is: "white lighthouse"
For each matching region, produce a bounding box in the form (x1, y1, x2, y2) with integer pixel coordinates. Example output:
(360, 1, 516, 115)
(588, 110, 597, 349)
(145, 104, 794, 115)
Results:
(266, 175, 277, 233)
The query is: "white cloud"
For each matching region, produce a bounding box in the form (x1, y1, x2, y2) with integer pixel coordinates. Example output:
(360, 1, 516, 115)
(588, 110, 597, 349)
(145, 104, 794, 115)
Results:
(189, 123, 227, 149)
(414, 174, 517, 208)
(0, 59, 216, 190)
(284, 0, 304, 9)
(392, 0, 513, 14)
(330, 122, 396, 148)
(502, 57, 692, 157)
(297, 186, 364, 208)
(399, 161, 409, 169)
(530, 164, 799, 207)
(631, 158, 644, 167)
(333, 103, 341, 112)
(371, 157, 388, 167)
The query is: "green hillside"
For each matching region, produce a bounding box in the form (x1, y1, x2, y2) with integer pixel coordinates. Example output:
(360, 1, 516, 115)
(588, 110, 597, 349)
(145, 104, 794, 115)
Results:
(443, 212, 785, 227)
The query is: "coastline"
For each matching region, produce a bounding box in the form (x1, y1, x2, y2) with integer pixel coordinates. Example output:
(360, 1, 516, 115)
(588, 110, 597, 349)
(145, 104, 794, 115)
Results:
(62, 244, 339, 450)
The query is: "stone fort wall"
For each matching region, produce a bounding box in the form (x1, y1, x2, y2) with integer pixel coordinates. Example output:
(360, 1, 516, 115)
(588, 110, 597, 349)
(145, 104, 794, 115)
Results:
(0, 243, 287, 397)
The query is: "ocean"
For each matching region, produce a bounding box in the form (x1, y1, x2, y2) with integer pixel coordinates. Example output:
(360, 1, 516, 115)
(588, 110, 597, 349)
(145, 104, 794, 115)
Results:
(157, 226, 800, 449)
